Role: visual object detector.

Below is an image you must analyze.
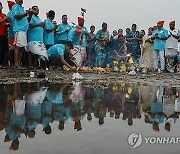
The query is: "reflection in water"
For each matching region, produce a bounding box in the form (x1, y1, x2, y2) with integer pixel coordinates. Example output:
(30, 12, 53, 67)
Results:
(0, 82, 180, 151)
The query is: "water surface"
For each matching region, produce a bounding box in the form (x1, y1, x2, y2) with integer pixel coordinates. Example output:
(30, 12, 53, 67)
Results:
(0, 82, 180, 154)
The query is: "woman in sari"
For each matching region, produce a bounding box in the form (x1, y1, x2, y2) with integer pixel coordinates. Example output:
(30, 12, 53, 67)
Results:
(126, 24, 142, 63)
(106, 30, 118, 65)
(139, 27, 154, 73)
(94, 22, 110, 67)
(106, 34, 127, 65)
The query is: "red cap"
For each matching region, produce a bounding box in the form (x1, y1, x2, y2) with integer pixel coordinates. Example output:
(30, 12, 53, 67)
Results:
(157, 20, 165, 26)
(169, 20, 175, 25)
(7, 1, 15, 9)
(78, 17, 84, 23)
(75, 25, 83, 35)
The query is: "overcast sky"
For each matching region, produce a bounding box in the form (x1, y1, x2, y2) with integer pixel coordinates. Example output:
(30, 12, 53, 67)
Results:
(2, 0, 180, 33)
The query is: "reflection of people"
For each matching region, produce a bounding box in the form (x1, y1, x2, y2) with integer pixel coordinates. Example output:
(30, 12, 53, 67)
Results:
(7, 95, 26, 151)
(2, 81, 180, 151)
(72, 112, 82, 131)
(148, 86, 166, 131)
(69, 82, 85, 106)
(163, 87, 179, 132)
(42, 124, 51, 135)
(165, 122, 170, 132)
(98, 103, 106, 125)
(87, 113, 92, 121)
(0, 107, 5, 131)
(50, 84, 68, 130)
(127, 114, 133, 126)
(152, 123, 160, 132)
(84, 86, 95, 121)
(163, 93, 175, 118)
(123, 85, 140, 125)
(0, 84, 7, 132)
(58, 121, 65, 130)
(139, 85, 153, 114)
(9, 139, 19, 151)
(175, 97, 180, 113)
(151, 85, 164, 114)
(42, 99, 52, 135)
(25, 85, 47, 136)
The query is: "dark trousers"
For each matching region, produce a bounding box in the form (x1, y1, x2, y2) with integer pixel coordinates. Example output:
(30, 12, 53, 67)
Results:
(0, 36, 8, 65)
(56, 40, 66, 44)
(48, 52, 76, 68)
(86, 47, 95, 67)
(45, 45, 53, 50)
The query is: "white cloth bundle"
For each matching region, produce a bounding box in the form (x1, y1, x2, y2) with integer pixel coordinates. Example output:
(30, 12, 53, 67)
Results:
(26, 41, 48, 61)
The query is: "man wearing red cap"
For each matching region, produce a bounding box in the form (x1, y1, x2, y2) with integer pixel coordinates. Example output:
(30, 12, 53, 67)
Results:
(151, 20, 168, 73)
(165, 21, 180, 72)
(68, 16, 88, 66)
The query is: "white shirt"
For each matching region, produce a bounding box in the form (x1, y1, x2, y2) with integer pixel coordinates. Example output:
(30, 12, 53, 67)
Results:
(163, 95, 175, 117)
(25, 88, 47, 104)
(13, 99, 26, 115)
(166, 29, 180, 49)
(175, 98, 180, 112)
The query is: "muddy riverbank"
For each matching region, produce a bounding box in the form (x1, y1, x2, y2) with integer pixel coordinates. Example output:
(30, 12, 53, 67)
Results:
(0, 68, 179, 87)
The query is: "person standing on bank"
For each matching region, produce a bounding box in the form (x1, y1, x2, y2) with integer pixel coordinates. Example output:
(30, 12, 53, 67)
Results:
(95, 22, 110, 67)
(27, 6, 48, 69)
(165, 21, 180, 72)
(68, 17, 88, 67)
(126, 24, 142, 63)
(44, 10, 58, 50)
(7, 1, 16, 67)
(86, 25, 96, 67)
(55, 15, 71, 44)
(151, 21, 168, 73)
(139, 27, 154, 73)
(0, 2, 9, 67)
(12, 0, 33, 68)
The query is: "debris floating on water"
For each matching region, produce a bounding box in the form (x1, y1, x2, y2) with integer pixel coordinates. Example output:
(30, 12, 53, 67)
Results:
(72, 72, 83, 80)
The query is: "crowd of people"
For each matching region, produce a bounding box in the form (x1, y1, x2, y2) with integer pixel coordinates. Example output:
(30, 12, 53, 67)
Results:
(0, 0, 180, 73)
(0, 82, 180, 150)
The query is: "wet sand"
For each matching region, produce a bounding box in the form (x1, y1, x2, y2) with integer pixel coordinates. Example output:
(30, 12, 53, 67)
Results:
(0, 68, 179, 87)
